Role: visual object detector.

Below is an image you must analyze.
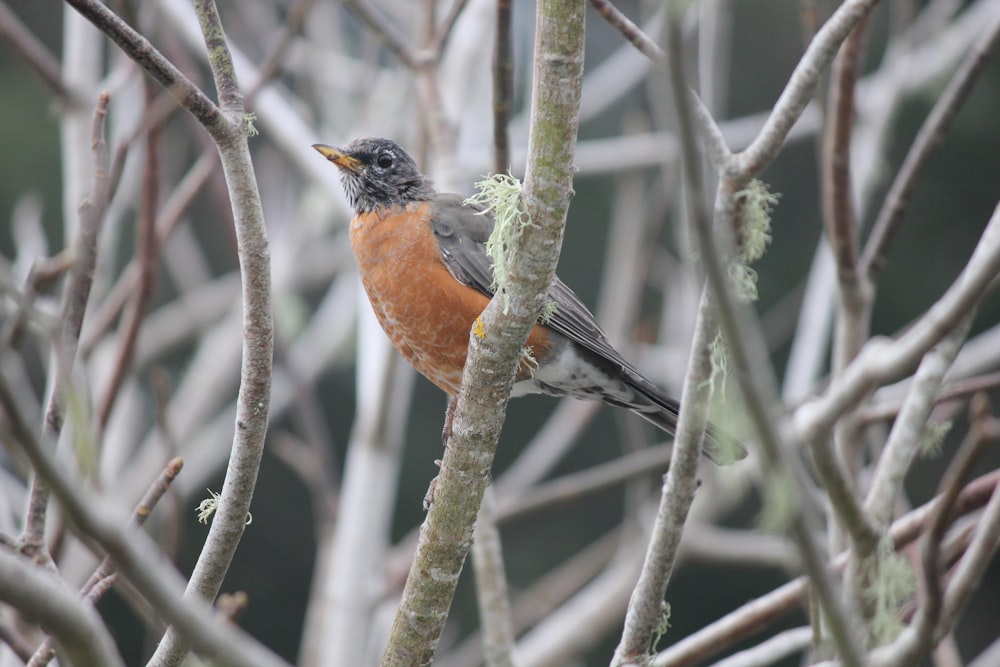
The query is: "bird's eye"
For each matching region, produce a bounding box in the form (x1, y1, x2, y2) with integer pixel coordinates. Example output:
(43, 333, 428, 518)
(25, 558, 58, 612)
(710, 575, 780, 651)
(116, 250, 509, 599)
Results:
(376, 153, 394, 169)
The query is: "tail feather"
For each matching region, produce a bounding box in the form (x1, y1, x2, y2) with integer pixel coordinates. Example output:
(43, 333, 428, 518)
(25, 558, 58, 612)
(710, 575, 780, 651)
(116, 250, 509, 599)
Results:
(619, 376, 747, 466)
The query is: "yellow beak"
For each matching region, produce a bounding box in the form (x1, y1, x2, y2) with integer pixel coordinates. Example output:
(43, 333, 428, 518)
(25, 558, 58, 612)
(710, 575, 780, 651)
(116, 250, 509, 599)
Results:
(312, 144, 363, 171)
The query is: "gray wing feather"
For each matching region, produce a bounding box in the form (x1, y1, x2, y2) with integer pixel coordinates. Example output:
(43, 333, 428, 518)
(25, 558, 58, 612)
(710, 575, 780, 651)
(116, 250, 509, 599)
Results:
(428, 195, 633, 370)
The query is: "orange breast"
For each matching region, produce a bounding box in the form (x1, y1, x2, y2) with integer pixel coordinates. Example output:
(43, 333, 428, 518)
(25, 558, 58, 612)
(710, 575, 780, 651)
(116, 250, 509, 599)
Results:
(350, 202, 551, 395)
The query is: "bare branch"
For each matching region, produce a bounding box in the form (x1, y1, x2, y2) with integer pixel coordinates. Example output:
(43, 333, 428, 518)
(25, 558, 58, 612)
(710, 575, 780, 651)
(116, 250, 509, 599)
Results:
(27, 458, 184, 667)
(471, 489, 516, 667)
(23, 91, 111, 561)
(664, 1, 875, 662)
(434, 0, 471, 56)
(588, 0, 665, 65)
(96, 84, 163, 430)
(244, 0, 315, 106)
(0, 550, 125, 667)
(0, 2, 86, 105)
(652, 471, 999, 667)
(822, 16, 868, 309)
(147, 0, 274, 663)
(342, 0, 418, 69)
(708, 626, 812, 667)
(865, 312, 975, 525)
(496, 445, 671, 523)
(612, 13, 723, 661)
(735, 0, 877, 176)
(381, 0, 586, 662)
(860, 15, 1000, 282)
(795, 203, 1000, 443)
(492, 0, 513, 173)
(63, 0, 224, 135)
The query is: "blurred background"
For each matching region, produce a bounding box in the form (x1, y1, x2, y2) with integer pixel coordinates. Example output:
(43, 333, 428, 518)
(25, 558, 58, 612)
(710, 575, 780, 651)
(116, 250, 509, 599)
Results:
(1, 0, 1000, 665)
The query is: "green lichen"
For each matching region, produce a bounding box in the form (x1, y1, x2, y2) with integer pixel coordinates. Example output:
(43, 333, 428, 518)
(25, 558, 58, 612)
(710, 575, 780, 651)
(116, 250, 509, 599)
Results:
(243, 112, 259, 138)
(196, 489, 252, 525)
(465, 173, 530, 313)
(862, 536, 916, 645)
(920, 419, 952, 459)
(731, 180, 778, 302)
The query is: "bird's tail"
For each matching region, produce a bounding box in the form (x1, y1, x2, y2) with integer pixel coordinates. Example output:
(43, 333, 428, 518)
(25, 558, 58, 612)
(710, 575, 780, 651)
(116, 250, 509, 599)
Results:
(621, 376, 747, 466)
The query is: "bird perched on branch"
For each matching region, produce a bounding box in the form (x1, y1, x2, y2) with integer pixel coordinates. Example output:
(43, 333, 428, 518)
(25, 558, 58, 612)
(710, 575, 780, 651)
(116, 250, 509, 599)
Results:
(313, 137, 744, 465)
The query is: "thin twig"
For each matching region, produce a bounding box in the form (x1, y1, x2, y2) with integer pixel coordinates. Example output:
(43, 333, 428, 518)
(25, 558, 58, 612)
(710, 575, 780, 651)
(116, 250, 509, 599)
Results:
(794, 202, 1000, 443)
(709, 626, 813, 667)
(0, 375, 287, 667)
(865, 311, 975, 525)
(22, 91, 111, 560)
(442, 526, 622, 667)
(914, 400, 994, 648)
(935, 412, 1000, 631)
(96, 82, 163, 429)
(433, 0, 471, 56)
(734, 0, 878, 177)
(471, 489, 516, 667)
(859, 369, 1000, 423)
(26, 457, 184, 667)
(343, 0, 418, 68)
(822, 16, 867, 311)
(588, 0, 665, 65)
(492, 0, 513, 173)
(860, 15, 1000, 282)
(676, 36, 869, 667)
(80, 149, 218, 355)
(64, 0, 224, 135)
(244, 0, 315, 106)
(496, 445, 670, 523)
(0, 2, 86, 106)
(0, 550, 125, 667)
(652, 470, 1000, 667)
(830, 402, 1000, 667)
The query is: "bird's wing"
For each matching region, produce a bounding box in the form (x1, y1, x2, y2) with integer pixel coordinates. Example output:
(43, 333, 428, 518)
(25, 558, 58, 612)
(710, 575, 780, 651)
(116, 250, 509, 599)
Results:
(428, 194, 638, 373)
(429, 194, 746, 463)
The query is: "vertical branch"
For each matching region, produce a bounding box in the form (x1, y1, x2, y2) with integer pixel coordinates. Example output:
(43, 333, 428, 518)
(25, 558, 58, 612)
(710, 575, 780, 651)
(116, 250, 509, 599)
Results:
(23, 91, 111, 555)
(96, 82, 162, 430)
(380, 0, 585, 663)
(613, 291, 719, 664)
(471, 489, 516, 667)
(147, 0, 274, 660)
(60, 5, 102, 239)
(663, 7, 869, 666)
(492, 0, 513, 173)
(822, 15, 869, 352)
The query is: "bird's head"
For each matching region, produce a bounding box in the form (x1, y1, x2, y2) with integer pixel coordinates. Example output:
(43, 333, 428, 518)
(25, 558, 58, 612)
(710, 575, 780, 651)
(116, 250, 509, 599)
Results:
(312, 137, 436, 214)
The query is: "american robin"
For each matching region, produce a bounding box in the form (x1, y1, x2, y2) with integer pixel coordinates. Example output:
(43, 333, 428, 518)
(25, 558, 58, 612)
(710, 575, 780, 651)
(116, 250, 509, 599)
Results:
(313, 137, 744, 465)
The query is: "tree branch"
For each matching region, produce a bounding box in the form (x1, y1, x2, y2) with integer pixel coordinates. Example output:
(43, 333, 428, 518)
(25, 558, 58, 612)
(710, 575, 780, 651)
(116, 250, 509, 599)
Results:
(380, 0, 585, 663)
(0, 550, 125, 667)
(860, 15, 1000, 282)
(734, 0, 878, 176)
(652, 471, 999, 667)
(146, 0, 273, 663)
(63, 0, 224, 136)
(588, 0, 665, 65)
(0, 2, 86, 106)
(471, 489, 516, 667)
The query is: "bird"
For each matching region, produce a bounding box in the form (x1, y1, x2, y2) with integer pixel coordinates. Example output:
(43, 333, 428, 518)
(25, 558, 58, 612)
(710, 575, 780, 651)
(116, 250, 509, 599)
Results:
(313, 137, 744, 465)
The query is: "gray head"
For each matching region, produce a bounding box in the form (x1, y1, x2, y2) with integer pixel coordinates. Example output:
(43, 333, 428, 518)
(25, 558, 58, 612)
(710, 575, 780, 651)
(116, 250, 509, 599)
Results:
(312, 137, 436, 213)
